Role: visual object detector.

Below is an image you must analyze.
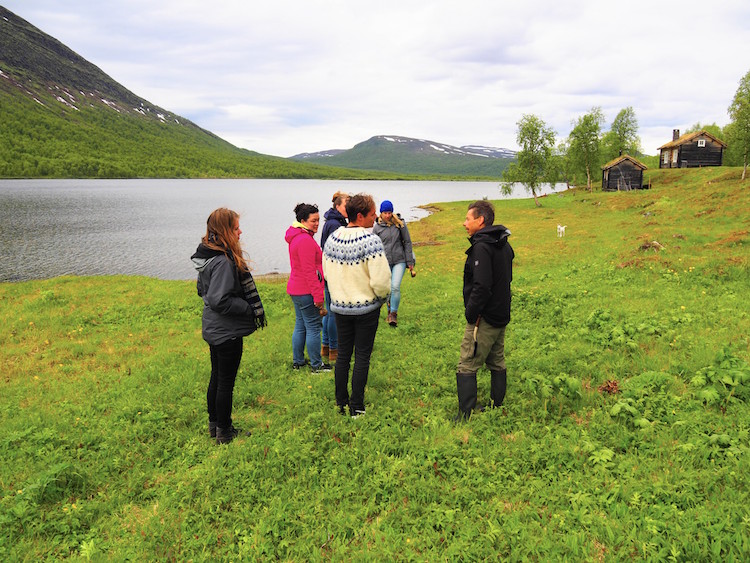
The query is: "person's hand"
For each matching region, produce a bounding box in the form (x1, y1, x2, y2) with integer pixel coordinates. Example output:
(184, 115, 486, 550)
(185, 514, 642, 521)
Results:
(315, 302, 327, 316)
(409, 266, 416, 278)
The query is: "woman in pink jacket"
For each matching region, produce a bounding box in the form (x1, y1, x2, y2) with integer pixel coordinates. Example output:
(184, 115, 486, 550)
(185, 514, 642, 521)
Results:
(285, 203, 330, 372)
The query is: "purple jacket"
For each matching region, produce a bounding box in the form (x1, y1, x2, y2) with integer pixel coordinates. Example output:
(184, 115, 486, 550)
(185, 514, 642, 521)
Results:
(285, 225, 325, 302)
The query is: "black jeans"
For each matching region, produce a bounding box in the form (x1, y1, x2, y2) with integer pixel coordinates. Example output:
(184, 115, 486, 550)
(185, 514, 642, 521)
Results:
(334, 307, 381, 411)
(207, 337, 243, 428)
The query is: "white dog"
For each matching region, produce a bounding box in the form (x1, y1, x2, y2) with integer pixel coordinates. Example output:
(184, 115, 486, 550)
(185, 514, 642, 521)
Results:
(557, 225, 567, 237)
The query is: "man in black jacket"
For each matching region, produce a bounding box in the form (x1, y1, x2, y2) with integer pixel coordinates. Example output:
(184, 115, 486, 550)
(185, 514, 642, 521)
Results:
(456, 200, 514, 420)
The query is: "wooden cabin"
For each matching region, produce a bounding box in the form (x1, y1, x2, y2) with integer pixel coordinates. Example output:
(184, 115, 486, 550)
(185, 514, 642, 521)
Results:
(658, 129, 727, 169)
(601, 154, 647, 191)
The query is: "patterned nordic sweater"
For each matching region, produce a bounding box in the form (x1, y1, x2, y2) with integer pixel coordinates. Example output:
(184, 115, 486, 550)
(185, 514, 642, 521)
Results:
(322, 226, 391, 315)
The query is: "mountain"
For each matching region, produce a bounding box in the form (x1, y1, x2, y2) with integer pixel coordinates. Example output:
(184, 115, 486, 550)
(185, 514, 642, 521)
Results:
(0, 7, 389, 179)
(290, 135, 516, 178)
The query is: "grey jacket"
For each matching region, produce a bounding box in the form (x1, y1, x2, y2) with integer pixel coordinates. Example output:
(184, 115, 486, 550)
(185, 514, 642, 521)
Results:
(192, 253, 256, 346)
(372, 216, 415, 268)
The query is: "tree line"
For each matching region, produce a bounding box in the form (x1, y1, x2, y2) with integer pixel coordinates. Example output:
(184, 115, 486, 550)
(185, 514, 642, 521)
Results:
(503, 69, 750, 205)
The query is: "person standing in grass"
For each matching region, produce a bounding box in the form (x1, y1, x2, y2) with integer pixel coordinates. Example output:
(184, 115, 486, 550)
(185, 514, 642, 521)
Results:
(456, 200, 514, 420)
(191, 208, 266, 444)
(320, 191, 349, 365)
(323, 194, 391, 417)
(372, 200, 416, 327)
(285, 203, 331, 372)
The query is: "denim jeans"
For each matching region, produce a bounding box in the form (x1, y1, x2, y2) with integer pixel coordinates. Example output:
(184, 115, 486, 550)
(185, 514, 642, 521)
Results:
(291, 294, 323, 367)
(321, 283, 337, 350)
(388, 262, 407, 313)
(207, 337, 243, 429)
(334, 307, 381, 411)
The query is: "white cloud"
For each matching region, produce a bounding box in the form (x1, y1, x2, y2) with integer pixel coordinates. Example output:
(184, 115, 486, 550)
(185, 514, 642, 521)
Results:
(4, 0, 750, 156)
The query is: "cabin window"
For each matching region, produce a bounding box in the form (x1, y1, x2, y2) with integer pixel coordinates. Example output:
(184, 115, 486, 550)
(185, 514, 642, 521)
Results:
(672, 150, 678, 163)
(697, 139, 706, 147)
(662, 152, 669, 164)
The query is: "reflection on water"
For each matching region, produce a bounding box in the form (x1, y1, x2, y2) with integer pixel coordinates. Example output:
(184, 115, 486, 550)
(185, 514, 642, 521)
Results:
(0, 179, 561, 281)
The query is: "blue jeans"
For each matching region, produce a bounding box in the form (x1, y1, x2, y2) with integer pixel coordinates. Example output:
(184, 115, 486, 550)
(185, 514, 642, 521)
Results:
(322, 284, 337, 350)
(291, 294, 323, 367)
(388, 262, 407, 313)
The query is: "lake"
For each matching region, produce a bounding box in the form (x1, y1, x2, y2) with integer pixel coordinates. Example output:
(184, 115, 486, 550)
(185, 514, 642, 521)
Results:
(0, 179, 560, 281)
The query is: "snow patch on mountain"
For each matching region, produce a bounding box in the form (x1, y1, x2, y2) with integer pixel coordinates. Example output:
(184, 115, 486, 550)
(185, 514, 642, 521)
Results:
(291, 135, 516, 161)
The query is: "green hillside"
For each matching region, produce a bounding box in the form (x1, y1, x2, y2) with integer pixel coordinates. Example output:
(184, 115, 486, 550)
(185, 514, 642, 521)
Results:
(293, 135, 513, 179)
(1, 167, 747, 559)
(0, 7, 396, 180)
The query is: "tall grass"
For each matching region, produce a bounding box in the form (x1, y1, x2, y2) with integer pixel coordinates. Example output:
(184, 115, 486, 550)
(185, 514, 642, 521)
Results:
(1, 167, 748, 560)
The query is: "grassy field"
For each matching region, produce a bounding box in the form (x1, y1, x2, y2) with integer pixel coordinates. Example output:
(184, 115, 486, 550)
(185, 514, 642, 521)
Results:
(1, 167, 748, 560)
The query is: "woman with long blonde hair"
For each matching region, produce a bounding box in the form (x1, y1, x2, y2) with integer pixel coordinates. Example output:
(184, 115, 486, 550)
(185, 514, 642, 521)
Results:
(191, 208, 266, 444)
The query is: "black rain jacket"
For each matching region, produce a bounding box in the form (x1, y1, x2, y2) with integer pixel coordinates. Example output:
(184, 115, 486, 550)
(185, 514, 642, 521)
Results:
(463, 224, 514, 327)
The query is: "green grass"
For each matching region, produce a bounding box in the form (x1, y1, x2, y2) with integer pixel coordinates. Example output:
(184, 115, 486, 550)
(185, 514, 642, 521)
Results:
(1, 167, 748, 560)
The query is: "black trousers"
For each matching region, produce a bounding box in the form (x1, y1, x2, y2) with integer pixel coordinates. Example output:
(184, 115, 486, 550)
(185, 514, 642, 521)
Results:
(334, 307, 381, 411)
(207, 337, 243, 428)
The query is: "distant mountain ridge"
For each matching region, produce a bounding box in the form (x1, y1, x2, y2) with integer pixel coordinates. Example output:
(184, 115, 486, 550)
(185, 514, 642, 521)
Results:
(0, 6, 389, 179)
(291, 135, 516, 178)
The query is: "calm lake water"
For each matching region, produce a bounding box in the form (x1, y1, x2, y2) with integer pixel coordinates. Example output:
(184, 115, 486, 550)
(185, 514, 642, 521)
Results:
(0, 179, 560, 282)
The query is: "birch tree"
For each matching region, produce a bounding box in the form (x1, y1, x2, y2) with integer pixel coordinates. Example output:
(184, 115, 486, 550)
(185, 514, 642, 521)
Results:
(502, 114, 556, 207)
(567, 107, 604, 191)
(727, 69, 750, 180)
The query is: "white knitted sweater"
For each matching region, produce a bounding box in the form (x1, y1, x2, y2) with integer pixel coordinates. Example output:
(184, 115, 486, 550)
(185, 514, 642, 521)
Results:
(322, 226, 391, 315)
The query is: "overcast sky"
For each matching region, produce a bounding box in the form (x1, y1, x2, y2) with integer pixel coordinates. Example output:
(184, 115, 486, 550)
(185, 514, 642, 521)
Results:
(4, 0, 750, 157)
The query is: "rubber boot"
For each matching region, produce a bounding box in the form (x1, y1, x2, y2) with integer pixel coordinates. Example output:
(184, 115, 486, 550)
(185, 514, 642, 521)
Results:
(455, 372, 478, 421)
(490, 369, 507, 408)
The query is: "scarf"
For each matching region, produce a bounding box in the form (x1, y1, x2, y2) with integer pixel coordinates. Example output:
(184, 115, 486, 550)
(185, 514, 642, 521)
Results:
(239, 269, 267, 329)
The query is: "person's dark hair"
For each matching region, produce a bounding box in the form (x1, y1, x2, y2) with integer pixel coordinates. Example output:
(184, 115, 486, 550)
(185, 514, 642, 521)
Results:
(346, 193, 375, 221)
(294, 203, 319, 222)
(468, 200, 494, 227)
(202, 207, 249, 272)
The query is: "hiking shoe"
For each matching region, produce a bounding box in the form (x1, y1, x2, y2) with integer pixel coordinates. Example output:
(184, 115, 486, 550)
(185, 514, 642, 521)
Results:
(311, 363, 332, 373)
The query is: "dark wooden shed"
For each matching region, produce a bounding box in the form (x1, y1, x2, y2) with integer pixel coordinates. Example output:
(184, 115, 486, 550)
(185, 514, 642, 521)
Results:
(658, 129, 727, 169)
(601, 155, 647, 191)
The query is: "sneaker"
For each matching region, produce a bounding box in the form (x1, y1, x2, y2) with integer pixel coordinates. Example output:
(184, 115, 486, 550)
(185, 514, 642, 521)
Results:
(350, 409, 366, 419)
(292, 359, 309, 370)
(337, 404, 347, 416)
(311, 363, 332, 373)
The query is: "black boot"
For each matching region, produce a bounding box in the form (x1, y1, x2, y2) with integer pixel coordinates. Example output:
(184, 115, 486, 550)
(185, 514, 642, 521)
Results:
(455, 372, 478, 421)
(490, 369, 507, 408)
(215, 425, 241, 445)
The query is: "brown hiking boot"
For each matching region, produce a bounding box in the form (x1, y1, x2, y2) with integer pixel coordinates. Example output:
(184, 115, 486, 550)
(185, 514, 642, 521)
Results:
(329, 348, 338, 363)
(321, 344, 329, 358)
(388, 312, 398, 327)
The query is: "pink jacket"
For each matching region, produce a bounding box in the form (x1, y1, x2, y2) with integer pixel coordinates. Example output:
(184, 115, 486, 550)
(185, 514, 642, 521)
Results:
(285, 225, 325, 302)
